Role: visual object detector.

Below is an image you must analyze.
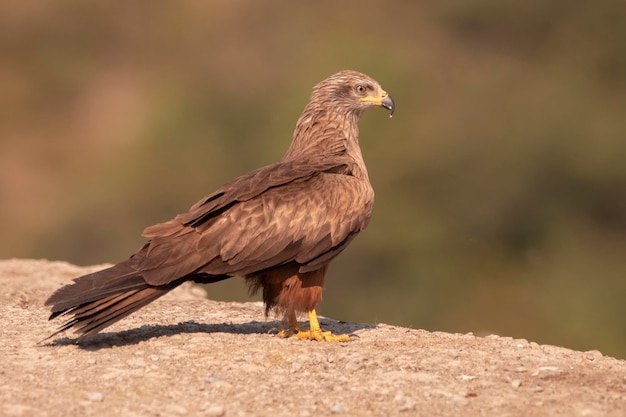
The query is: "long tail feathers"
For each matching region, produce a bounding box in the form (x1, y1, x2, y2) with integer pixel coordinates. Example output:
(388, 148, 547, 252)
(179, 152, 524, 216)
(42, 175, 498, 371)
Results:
(43, 261, 181, 342)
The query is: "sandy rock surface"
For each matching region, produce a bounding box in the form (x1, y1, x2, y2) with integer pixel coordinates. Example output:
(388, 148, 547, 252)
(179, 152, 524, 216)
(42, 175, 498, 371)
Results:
(0, 259, 624, 417)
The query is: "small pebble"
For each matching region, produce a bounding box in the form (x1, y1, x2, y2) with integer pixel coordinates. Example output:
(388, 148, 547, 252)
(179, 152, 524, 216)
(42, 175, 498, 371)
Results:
(207, 375, 232, 389)
(511, 379, 522, 388)
(329, 402, 345, 414)
(452, 395, 469, 406)
(393, 393, 416, 411)
(87, 391, 104, 402)
(204, 404, 226, 416)
(585, 350, 602, 361)
(126, 358, 146, 368)
(531, 366, 560, 377)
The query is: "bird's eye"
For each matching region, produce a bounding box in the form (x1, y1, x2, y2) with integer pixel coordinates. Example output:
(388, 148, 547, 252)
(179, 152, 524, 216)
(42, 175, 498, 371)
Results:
(355, 85, 366, 95)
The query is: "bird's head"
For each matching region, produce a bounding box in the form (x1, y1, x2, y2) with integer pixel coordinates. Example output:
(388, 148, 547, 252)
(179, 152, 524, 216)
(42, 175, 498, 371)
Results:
(311, 70, 395, 117)
(285, 70, 394, 160)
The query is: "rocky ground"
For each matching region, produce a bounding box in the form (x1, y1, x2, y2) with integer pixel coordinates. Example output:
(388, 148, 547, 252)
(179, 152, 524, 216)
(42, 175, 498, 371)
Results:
(1, 259, 624, 417)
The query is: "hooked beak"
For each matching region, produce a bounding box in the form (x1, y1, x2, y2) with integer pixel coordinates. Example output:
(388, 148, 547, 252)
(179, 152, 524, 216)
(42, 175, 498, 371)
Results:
(360, 90, 395, 116)
(380, 93, 395, 116)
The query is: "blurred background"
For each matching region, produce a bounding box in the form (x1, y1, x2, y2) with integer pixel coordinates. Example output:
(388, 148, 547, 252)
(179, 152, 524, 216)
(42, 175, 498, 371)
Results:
(1, 1, 625, 358)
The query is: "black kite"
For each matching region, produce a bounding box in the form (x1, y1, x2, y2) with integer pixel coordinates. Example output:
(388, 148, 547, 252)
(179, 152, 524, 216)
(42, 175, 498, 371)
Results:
(45, 70, 395, 342)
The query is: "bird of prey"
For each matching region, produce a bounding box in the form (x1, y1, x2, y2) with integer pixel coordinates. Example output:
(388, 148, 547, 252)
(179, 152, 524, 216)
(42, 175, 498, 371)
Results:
(45, 70, 395, 342)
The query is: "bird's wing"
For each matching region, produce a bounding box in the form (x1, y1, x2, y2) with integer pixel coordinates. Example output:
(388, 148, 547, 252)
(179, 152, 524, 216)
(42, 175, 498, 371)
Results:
(137, 154, 373, 285)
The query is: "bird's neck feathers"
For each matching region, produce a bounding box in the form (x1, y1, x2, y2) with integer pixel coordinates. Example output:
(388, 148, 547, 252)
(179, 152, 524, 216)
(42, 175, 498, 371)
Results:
(282, 103, 363, 162)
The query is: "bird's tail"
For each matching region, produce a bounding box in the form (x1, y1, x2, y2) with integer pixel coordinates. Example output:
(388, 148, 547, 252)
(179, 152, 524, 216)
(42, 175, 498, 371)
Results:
(43, 260, 183, 341)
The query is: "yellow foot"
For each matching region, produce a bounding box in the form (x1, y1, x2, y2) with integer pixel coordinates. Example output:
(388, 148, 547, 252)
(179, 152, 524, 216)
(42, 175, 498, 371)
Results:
(276, 309, 352, 342)
(294, 329, 351, 342)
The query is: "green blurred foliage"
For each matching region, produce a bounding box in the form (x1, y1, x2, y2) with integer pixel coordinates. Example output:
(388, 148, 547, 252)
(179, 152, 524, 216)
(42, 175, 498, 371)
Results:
(1, 1, 625, 358)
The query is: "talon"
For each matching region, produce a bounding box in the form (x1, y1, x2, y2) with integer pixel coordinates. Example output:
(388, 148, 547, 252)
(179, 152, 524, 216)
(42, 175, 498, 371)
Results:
(277, 329, 298, 338)
(278, 310, 351, 342)
(295, 329, 351, 342)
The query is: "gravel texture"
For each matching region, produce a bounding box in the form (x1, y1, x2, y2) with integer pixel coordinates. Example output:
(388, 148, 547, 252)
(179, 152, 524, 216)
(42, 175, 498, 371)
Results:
(1, 259, 624, 417)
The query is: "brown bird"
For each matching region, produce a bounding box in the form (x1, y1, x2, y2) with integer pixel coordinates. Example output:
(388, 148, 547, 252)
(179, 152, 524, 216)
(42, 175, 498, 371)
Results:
(45, 70, 394, 342)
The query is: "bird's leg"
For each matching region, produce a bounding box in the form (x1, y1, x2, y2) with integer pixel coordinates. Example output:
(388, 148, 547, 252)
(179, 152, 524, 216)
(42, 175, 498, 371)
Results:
(294, 309, 351, 342)
(277, 311, 301, 338)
